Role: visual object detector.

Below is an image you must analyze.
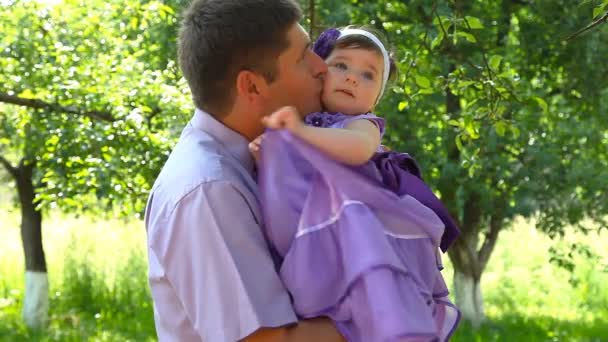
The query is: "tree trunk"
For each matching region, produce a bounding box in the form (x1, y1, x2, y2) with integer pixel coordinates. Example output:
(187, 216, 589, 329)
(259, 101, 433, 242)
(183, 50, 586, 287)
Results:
(438, 0, 513, 328)
(453, 270, 484, 327)
(448, 201, 505, 326)
(441, 61, 497, 326)
(448, 231, 486, 327)
(15, 162, 48, 328)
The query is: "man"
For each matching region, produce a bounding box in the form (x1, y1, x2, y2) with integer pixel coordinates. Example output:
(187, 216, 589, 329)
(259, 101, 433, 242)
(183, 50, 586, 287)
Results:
(144, 0, 344, 341)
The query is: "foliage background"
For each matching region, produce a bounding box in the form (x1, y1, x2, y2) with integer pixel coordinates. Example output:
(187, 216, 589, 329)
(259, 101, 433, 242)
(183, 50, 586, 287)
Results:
(1, 0, 607, 340)
(1, 199, 607, 341)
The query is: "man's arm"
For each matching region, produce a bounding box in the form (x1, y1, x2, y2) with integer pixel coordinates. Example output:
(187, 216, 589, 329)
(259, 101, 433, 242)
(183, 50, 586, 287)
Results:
(243, 317, 345, 342)
(149, 180, 315, 341)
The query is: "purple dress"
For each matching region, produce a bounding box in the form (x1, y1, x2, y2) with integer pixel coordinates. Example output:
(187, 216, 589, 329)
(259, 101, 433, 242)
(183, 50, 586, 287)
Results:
(259, 112, 461, 342)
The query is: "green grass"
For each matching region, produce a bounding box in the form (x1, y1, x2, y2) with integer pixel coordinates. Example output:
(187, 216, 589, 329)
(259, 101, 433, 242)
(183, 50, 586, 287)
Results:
(0, 203, 607, 341)
(447, 222, 608, 342)
(0, 207, 155, 341)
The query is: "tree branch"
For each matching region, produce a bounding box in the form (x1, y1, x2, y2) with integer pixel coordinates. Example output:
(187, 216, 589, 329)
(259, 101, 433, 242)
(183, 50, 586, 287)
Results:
(404, 31, 429, 82)
(565, 11, 608, 41)
(0, 92, 116, 122)
(0, 155, 18, 177)
(433, 3, 450, 42)
(308, 0, 316, 38)
(478, 207, 504, 270)
(462, 17, 494, 82)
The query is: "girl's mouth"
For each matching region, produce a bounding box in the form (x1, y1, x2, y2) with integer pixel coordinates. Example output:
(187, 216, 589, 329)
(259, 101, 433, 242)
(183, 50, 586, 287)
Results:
(337, 89, 354, 97)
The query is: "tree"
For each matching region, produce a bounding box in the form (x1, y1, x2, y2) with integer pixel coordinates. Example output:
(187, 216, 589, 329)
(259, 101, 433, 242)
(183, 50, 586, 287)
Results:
(3, 0, 607, 330)
(312, 0, 608, 326)
(0, 0, 187, 327)
(566, 0, 608, 40)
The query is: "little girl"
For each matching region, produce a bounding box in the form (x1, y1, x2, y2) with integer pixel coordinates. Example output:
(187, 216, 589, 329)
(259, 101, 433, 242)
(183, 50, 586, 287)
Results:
(254, 27, 461, 342)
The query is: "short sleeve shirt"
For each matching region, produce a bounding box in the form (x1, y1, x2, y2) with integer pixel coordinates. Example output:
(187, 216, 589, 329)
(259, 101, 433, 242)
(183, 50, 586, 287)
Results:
(144, 109, 297, 342)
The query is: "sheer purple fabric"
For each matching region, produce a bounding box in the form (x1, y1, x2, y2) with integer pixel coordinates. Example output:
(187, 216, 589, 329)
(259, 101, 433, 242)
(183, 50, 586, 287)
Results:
(258, 112, 461, 341)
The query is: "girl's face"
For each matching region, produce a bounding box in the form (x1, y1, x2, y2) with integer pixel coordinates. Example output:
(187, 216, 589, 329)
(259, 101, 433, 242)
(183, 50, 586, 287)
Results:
(321, 47, 384, 115)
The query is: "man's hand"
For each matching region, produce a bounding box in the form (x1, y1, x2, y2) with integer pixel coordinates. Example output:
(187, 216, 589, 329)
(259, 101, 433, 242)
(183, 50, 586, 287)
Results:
(262, 106, 304, 134)
(242, 317, 345, 342)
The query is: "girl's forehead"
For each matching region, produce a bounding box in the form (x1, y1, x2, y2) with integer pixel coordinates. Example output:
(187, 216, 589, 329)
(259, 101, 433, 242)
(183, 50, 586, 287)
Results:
(327, 48, 384, 69)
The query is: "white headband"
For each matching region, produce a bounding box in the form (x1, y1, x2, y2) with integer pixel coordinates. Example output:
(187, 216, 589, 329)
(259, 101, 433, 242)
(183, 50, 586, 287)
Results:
(338, 28, 391, 103)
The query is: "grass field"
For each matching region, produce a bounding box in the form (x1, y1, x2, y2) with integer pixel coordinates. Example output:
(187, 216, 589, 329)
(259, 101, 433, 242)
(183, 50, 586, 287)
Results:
(1, 203, 607, 341)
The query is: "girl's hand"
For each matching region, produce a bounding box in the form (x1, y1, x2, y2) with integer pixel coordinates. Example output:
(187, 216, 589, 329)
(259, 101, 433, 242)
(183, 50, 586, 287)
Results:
(248, 134, 264, 163)
(262, 106, 304, 134)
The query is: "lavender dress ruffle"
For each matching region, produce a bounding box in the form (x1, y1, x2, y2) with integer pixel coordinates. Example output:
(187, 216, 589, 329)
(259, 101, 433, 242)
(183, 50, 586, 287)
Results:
(259, 112, 461, 342)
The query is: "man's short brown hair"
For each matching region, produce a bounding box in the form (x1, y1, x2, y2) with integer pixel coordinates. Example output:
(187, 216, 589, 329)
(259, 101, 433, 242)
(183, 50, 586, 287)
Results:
(178, 0, 301, 116)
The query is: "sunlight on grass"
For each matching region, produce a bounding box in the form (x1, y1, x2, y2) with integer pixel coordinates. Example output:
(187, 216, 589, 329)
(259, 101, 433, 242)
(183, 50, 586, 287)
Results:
(1, 204, 607, 341)
(0, 205, 154, 341)
(446, 217, 608, 341)
(1, 205, 148, 289)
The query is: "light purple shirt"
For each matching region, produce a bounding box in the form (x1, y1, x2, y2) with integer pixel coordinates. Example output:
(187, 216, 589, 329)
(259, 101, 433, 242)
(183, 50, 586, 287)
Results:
(144, 109, 297, 342)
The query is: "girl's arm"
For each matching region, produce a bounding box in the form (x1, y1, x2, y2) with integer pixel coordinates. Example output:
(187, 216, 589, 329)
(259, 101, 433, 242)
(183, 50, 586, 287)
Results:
(262, 107, 381, 166)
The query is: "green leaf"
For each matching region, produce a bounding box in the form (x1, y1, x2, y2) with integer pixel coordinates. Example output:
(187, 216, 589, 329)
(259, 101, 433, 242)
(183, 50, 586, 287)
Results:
(533, 96, 548, 113)
(489, 55, 503, 70)
(18, 89, 36, 99)
(570, 89, 583, 98)
(455, 134, 463, 151)
(431, 31, 444, 50)
(468, 164, 479, 178)
(510, 125, 521, 139)
(448, 119, 462, 127)
(398, 101, 409, 111)
(495, 121, 507, 137)
(160, 4, 175, 15)
(433, 15, 452, 31)
(593, 6, 602, 18)
(593, 3, 608, 18)
(458, 80, 476, 88)
(415, 75, 431, 88)
(468, 127, 480, 139)
(463, 116, 480, 139)
(465, 16, 484, 29)
(456, 31, 477, 43)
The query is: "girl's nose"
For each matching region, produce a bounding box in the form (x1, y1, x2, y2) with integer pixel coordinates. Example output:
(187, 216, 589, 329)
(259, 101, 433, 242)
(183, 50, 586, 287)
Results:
(345, 74, 358, 85)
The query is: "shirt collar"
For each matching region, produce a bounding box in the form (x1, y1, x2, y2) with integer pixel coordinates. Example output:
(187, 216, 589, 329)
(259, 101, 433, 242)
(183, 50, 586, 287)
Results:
(190, 108, 255, 175)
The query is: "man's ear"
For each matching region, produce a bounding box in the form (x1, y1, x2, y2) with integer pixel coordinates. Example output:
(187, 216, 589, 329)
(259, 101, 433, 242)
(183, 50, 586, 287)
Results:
(235, 70, 269, 103)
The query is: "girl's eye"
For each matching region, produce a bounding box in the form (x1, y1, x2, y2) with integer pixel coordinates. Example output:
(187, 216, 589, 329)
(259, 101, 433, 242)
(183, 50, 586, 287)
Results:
(335, 62, 348, 71)
(362, 71, 375, 80)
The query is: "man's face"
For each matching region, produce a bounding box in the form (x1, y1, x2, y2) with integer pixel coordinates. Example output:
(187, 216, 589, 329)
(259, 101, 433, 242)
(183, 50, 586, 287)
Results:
(265, 23, 327, 116)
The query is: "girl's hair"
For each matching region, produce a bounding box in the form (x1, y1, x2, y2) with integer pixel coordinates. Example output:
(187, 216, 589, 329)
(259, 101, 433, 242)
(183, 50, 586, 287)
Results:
(326, 26, 398, 83)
